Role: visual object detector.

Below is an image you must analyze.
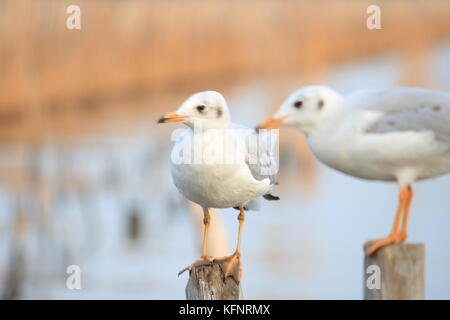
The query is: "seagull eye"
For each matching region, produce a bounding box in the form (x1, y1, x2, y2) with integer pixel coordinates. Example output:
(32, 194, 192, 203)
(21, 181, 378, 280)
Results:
(318, 100, 324, 109)
(196, 105, 206, 113)
(294, 101, 303, 109)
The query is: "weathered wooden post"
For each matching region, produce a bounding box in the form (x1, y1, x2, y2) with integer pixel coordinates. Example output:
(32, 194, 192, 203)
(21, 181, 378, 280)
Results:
(185, 263, 243, 300)
(364, 243, 425, 300)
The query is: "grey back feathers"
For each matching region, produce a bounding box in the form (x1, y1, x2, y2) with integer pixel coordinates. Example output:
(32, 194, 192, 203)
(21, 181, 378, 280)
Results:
(347, 88, 450, 146)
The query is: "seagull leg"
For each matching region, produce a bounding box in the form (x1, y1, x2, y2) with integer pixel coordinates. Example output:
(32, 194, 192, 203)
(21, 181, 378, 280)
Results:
(214, 207, 244, 283)
(178, 208, 213, 276)
(399, 186, 413, 241)
(365, 186, 410, 256)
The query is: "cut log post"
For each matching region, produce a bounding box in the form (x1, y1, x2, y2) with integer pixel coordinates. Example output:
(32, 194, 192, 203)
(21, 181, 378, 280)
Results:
(185, 262, 243, 300)
(364, 243, 425, 300)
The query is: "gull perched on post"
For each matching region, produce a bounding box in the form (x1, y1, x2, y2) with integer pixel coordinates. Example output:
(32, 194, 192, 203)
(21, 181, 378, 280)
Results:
(258, 85, 450, 255)
(158, 91, 279, 282)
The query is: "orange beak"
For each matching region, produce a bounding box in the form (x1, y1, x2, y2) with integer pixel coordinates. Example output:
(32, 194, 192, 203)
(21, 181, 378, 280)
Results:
(157, 112, 188, 124)
(256, 116, 287, 129)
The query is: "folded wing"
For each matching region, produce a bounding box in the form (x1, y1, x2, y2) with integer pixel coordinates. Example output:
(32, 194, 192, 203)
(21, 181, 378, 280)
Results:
(346, 88, 450, 146)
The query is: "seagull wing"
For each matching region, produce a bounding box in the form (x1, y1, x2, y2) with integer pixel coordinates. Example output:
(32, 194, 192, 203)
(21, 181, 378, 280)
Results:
(346, 88, 450, 145)
(230, 123, 279, 185)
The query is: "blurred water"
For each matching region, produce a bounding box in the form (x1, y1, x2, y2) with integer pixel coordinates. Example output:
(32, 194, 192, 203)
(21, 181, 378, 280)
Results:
(1, 41, 450, 299)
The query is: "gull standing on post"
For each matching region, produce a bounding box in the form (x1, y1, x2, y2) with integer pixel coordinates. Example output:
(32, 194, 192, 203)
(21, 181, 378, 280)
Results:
(258, 85, 450, 255)
(158, 91, 279, 282)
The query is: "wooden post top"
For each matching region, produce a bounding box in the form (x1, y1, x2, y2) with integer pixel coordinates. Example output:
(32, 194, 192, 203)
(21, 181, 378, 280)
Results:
(185, 263, 243, 300)
(364, 243, 425, 300)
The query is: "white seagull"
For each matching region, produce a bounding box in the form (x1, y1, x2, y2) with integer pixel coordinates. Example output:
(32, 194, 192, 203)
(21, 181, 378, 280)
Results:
(158, 91, 279, 282)
(258, 85, 450, 255)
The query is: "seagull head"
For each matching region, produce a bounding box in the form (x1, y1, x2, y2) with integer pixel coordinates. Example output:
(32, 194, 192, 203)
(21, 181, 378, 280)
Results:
(257, 85, 343, 134)
(158, 91, 230, 130)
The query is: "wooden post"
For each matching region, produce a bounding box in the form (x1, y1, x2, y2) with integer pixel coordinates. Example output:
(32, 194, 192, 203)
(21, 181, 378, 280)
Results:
(364, 243, 425, 300)
(185, 263, 243, 300)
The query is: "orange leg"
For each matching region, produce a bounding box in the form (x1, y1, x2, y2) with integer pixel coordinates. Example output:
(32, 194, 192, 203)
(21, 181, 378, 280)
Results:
(178, 208, 213, 276)
(365, 186, 412, 256)
(399, 186, 413, 241)
(201, 208, 211, 257)
(214, 207, 244, 283)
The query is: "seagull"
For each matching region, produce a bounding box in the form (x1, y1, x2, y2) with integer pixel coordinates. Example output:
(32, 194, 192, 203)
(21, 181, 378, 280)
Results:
(257, 85, 450, 255)
(158, 91, 279, 282)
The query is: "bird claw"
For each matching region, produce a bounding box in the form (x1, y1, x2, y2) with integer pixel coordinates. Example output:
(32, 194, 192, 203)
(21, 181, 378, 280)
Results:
(364, 232, 406, 256)
(178, 256, 214, 277)
(214, 252, 242, 283)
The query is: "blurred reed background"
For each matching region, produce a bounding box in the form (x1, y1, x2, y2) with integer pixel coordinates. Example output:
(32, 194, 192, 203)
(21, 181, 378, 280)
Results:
(2, 0, 450, 140)
(0, 0, 450, 299)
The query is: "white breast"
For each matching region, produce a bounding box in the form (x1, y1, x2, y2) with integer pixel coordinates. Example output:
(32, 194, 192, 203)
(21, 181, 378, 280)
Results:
(170, 129, 271, 209)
